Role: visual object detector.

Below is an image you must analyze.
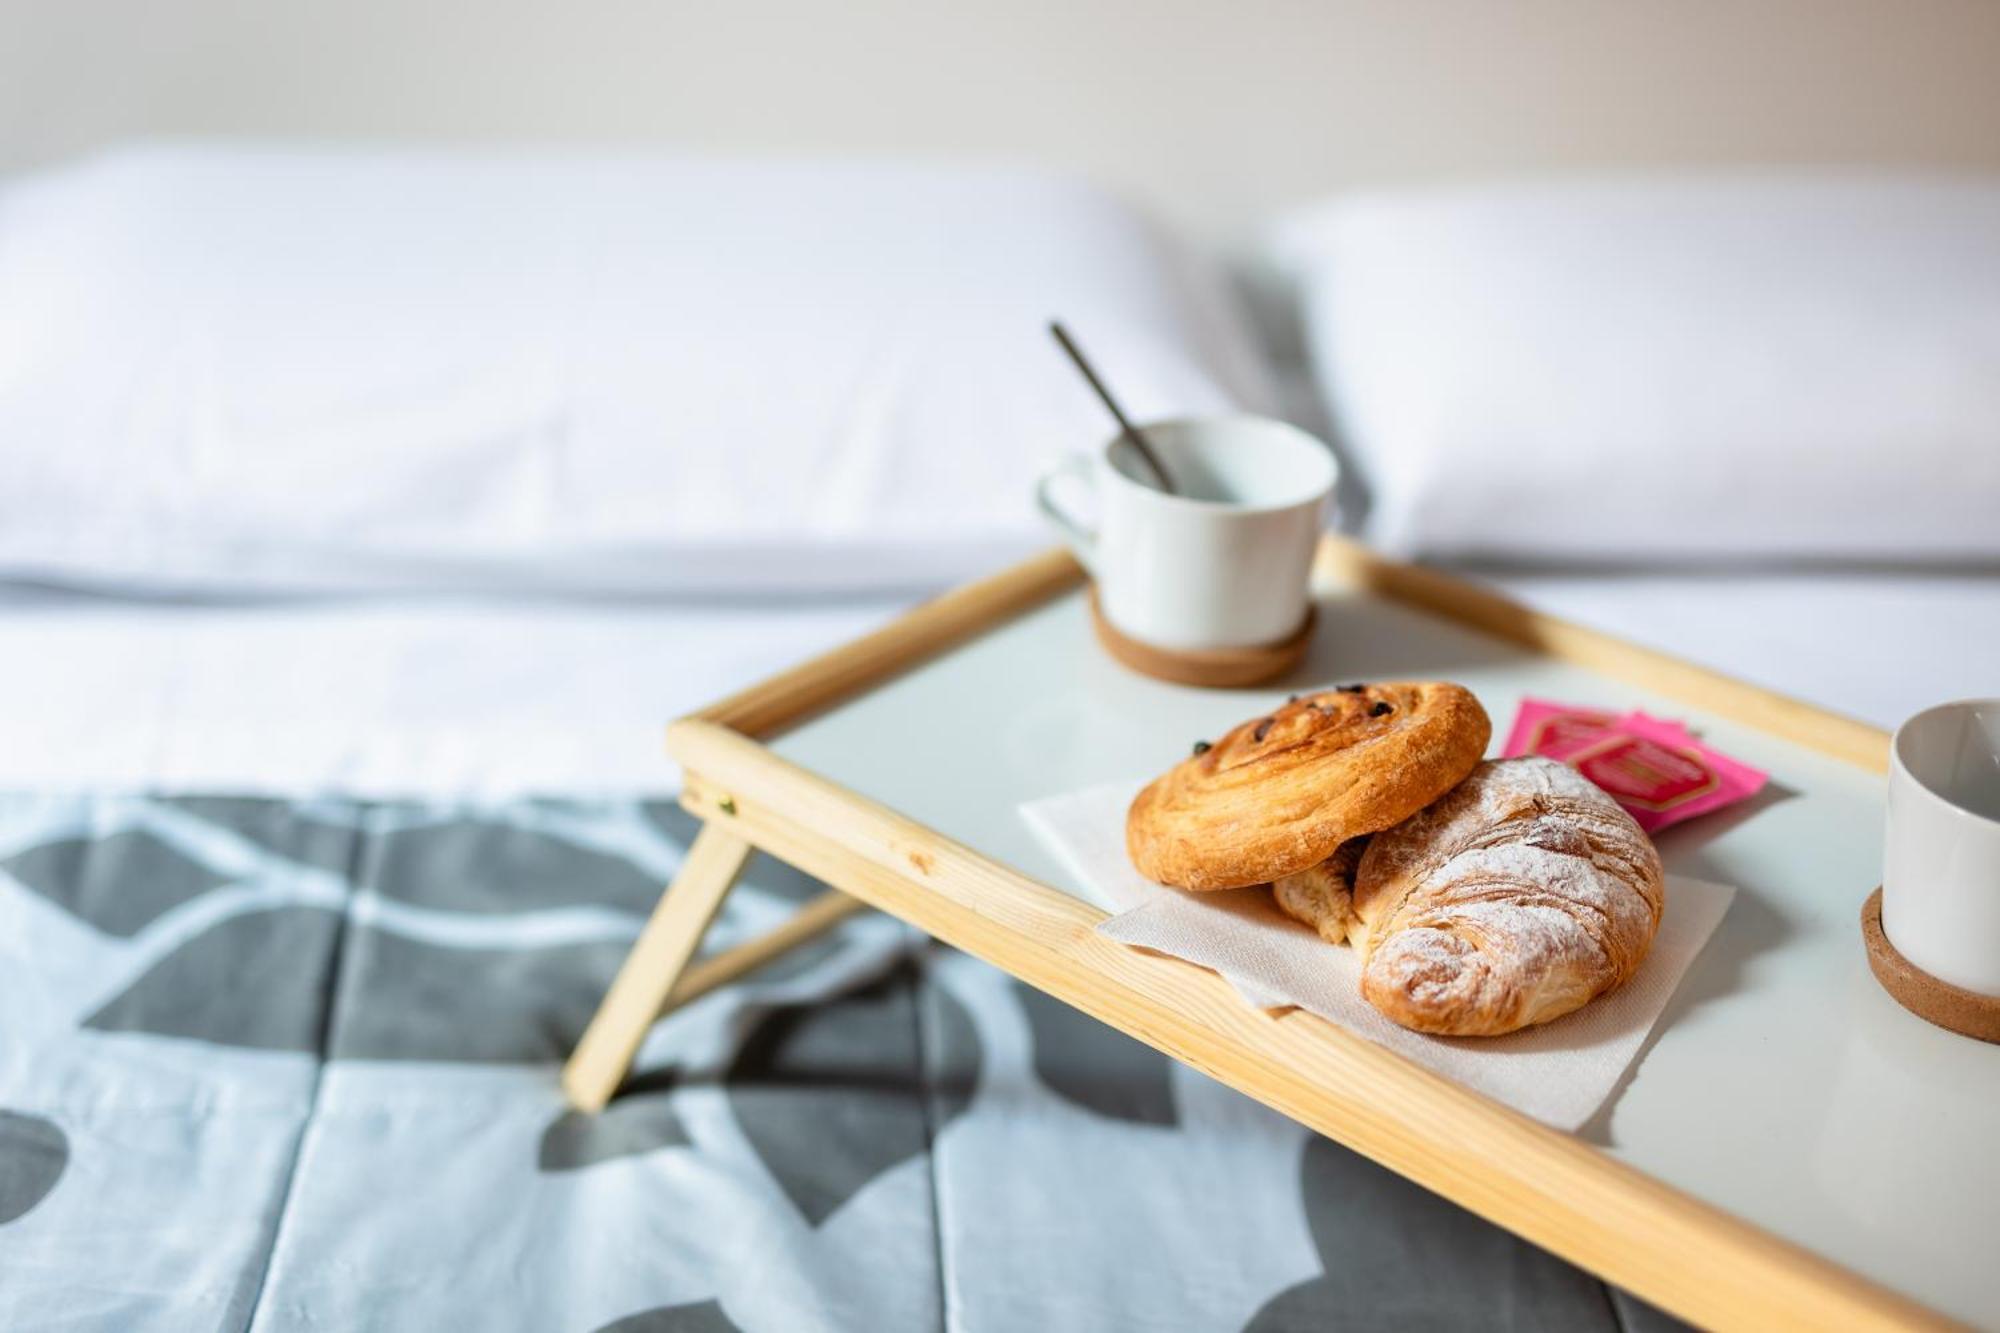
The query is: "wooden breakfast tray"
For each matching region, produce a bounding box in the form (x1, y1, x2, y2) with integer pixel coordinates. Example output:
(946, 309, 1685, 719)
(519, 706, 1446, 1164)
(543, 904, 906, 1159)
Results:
(563, 538, 1996, 1332)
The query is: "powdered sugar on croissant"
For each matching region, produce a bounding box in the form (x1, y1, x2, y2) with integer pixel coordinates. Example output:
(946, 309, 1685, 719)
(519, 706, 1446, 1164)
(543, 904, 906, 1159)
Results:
(1351, 756, 1665, 1036)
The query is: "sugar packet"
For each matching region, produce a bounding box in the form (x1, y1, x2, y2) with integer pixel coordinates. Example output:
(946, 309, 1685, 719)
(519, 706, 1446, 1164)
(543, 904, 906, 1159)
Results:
(1504, 697, 1767, 833)
(1503, 698, 1618, 756)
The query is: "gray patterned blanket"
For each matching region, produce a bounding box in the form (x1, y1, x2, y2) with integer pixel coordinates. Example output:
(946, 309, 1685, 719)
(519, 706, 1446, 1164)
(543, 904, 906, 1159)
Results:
(0, 794, 1680, 1331)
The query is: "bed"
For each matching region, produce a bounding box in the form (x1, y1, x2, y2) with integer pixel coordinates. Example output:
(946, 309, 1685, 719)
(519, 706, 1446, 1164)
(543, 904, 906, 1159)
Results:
(2, 147, 1993, 1331)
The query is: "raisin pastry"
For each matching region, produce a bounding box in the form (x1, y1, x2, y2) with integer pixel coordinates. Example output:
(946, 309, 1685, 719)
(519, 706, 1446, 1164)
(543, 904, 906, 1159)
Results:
(1126, 682, 1490, 891)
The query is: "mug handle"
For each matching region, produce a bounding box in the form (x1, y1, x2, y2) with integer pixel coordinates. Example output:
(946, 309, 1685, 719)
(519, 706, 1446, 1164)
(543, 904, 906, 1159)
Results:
(1034, 454, 1098, 573)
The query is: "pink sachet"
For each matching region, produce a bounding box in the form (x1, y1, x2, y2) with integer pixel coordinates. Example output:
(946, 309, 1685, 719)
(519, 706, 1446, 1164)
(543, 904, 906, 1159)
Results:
(1503, 697, 1617, 757)
(1503, 697, 1767, 833)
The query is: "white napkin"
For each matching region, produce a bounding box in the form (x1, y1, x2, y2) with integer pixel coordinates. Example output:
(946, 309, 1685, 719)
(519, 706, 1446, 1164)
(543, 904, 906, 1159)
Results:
(1021, 780, 1738, 1129)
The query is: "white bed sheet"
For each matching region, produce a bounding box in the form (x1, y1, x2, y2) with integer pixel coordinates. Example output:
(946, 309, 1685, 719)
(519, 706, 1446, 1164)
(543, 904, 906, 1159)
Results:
(0, 590, 910, 796)
(0, 570, 1988, 798)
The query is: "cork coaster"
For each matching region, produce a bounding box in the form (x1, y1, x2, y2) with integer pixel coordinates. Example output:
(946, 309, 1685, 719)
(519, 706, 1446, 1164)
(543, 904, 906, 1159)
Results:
(1860, 887, 2000, 1043)
(1088, 589, 1314, 689)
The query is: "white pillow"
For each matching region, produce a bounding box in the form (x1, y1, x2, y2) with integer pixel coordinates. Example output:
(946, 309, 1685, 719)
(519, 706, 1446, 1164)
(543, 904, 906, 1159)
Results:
(0, 146, 1270, 594)
(1272, 178, 2000, 563)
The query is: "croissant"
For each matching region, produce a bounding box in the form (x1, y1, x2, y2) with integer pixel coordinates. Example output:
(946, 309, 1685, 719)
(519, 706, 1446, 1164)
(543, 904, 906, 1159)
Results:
(1127, 682, 1490, 891)
(1346, 756, 1665, 1036)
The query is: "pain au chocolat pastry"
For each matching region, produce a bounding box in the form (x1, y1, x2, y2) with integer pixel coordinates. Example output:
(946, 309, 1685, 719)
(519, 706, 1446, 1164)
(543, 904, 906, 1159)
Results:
(1341, 756, 1665, 1036)
(1126, 682, 1490, 891)
(1273, 837, 1367, 945)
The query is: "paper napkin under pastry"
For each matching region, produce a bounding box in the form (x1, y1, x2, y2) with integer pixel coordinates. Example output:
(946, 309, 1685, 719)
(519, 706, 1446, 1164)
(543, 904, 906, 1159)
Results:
(1020, 780, 1738, 1129)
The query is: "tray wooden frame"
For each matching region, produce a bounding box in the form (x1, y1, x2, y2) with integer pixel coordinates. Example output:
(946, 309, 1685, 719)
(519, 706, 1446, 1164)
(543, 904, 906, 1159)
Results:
(562, 537, 1941, 1332)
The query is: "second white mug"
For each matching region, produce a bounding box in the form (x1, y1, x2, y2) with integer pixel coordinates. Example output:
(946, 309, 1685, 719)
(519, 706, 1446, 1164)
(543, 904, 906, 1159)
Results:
(1035, 415, 1336, 652)
(1883, 698, 2000, 995)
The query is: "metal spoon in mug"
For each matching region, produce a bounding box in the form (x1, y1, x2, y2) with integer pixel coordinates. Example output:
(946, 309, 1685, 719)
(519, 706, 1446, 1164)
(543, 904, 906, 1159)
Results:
(1048, 321, 1177, 495)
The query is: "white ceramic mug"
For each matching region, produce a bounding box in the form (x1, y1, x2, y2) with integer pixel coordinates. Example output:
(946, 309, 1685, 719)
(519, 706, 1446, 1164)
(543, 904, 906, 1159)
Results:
(1882, 698, 2000, 995)
(1034, 415, 1335, 652)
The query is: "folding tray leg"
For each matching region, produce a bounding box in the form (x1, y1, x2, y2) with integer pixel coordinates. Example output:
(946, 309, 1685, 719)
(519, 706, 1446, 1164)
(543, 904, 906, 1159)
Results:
(561, 820, 753, 1111)
(661, 888, 865, 1010)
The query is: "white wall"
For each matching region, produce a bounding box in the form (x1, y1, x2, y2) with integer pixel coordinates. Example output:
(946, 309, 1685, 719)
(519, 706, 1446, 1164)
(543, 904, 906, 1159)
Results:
(4, 0, 1998, 239)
